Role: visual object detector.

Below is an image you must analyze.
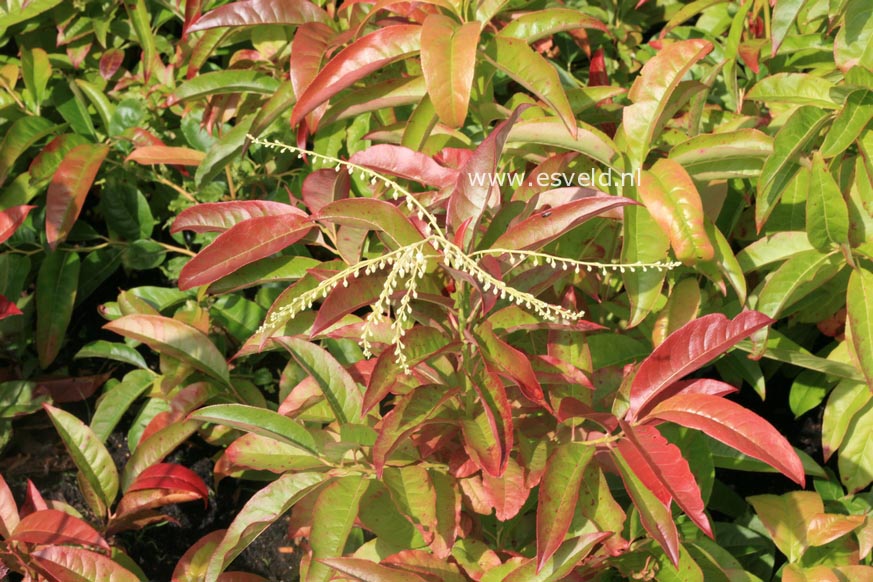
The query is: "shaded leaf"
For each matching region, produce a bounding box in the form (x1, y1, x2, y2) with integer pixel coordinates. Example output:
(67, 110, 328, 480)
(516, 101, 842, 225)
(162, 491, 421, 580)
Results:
(36, 251, 80, 369)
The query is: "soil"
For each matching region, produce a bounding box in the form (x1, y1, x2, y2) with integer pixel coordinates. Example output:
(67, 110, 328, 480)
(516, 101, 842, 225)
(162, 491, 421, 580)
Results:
(1, 415, 300, 582)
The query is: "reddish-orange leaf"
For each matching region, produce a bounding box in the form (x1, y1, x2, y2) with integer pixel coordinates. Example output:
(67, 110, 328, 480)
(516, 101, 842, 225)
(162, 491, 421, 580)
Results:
(0, 294, 22, 321)
(648, 393, 805, 485)
(480, 458, 529, 521)
(32, 546, 139, 582)
(620, 422, 712, 537)
(179, 214, 312, 289)
(0, 475, 18, 537)
(10, 509, 109, 550)
(349, 144, 458, 189)
(187, 0, 328, 32)
(638, 158, 714, 264)
(420, 14, 480, 128)
(128, 463, 209, 501)
(290, 25, 422, 128)
(126, 146, 206, 166)
(628, 311, 772, 421)
(172, 201, 305, 234)
(45, 143, 109, 249)
(476, 321, 546, 409)
(0, 205, 35, 244)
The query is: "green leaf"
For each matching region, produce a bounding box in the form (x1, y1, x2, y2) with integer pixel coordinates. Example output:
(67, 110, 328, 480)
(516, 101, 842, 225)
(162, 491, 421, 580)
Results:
(308, 475, 368, 582)
(748, 491, 822, 561)
(621, 204, 670, 327)
(536, 442, 594, 570)
(756, 106, 829, 230)
(189, 404, 318, 453)
(806, 154, 850, 250)
(736, 231, 815, 272)
(205, 472, 325, 582)
(834, 0, 873, 72)
(0, 0, 61, 27)
(53, 81, 97, 140)
(420, 15, 479, 129)
(101, 182, 155, 241)
(771, 0, 807, 56)
(43, 404, 119, 515)
(75, 340, 149, 370)
(75, 80, 115, 135)
(822, 380, 870, 460)
(668, 129, 772, 181)
(746, 73, 846, 108)
(789, 370, 829, 418)
(195, 117, 253, 187)
(504, 533, 610, 582)
(273, 337, 363, 424)
(754, 250, 843, 327)
(0, 116, 58, 187)
(486, 37, 576, 137)
(90, 369, 155, 443)
(103, 314, 230, 384)
(21, 48, 50, 113)
(383, 465, 438, 543)
(506, 117, 619, 169)
(848, 267, 873, 389)
(121, 420, 200, 489)
(171, 71, 281, 105)
(622, 39, 713, 165)
(106, 97, 144, 138)
(821, 89, 873, 157)
(207, 255, 319, 294)
(498, 8, 607, 42)
(36, 251, 80, 368)
(124, 0, 157, 81)
(0, 381, 47, 419)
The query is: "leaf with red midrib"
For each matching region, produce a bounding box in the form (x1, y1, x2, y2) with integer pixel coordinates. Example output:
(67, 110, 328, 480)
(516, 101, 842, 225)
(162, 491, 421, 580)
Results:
(179, 214, 312, 289)
(171, 201, 306, 234)
(627, 311, 772, 421)
(187, 0, 328, 32)
(648, 393, 805, 486)
(291, 25, 422, 129)
(128, 463, 209, 501)
(10, 509, 109, 550)
(619, 422, 712, 537)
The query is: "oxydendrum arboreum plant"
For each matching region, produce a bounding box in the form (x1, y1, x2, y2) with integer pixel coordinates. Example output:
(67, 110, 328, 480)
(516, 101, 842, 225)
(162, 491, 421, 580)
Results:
(137, 114, 814, 581)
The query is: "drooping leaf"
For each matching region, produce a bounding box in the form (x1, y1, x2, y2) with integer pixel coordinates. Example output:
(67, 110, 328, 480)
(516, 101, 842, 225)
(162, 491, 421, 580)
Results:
(31, 546, 139, 582)
(188, 0, 328, 31)
(308, 475, 369, 582)
(638, 158, 714, 264)
(648, 393, 805, 485)
(189, 404, 317, 453)
(178, 214, 312, 289)
(627, 312, 772, 420)
(476, 321, 546, 408)
(821, 89, 873, 157)
(316, 198, 424, 249)
(104, 314, 230, 384)
(205, 472, 324, 582)
(420, 15, 480, 129)
(383, 465, 439, 543)
(75, 340, 149, 370)
(669, 129, 772, 181)
(172, 201, 305, 234)
(170, 71, 280, 105)
(290, 25, 422, 128)
(506, 532, 611, 582)
(498, 8, 607, 42)
(45, 143, 110, 249)
(480, 457, 529, 521)
(536, 442, 594, 571)
(36, 251, 80, 368)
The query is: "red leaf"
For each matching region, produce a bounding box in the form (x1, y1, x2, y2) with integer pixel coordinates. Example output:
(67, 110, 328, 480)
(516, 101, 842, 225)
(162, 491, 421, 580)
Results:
(0, 295, 22, 320)
(301, 169, 350, 215)
(556, 398, 618, 431)
(183, 0, 203, 37)
(476, 321, 547, 409)
(588, 48, 609, 87)
(447, 105, 529, 239)
(128, 463, 209, 501)
(126, 146, 206, 166)
(648, 393, 805, 485)
(317, 557, 428, 582)
(492, 196, 634, 251)
(626, 312, 772, 421)
(349, 144, 458, 189)
(36, 373, 110, 403)
(0, 205, 35, 244)
(179, 214, 312, 289)
(0, 474, 19, 537)
(619, 422, 712, 537)
(290, 25, 422, 129)
(480, 458, 529, 521)
(172, 200, 306, 234)
(31, 546, 139, 582)
(45, 144, 110, 249)
(99, 48, 125, 79)
(188, 0, 328, 32)
(20, 480, 48, 518)
(311, 273, 387, 338)
(289, 22, 335, 129)
(10, 509, 109, 550)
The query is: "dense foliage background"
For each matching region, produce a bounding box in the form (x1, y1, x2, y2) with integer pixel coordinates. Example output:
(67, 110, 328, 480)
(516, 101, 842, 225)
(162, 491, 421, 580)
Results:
(0, 0, 872, 580)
